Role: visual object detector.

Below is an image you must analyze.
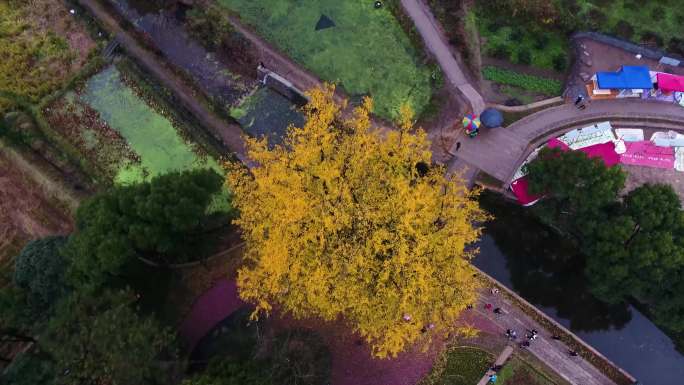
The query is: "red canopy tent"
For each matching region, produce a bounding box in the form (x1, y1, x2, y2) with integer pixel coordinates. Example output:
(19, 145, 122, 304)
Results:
(657, 73, 684, 93)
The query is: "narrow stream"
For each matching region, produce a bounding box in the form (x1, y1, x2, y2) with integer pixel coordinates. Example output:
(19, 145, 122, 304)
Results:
(474, 192, 684, 385)
(108, 0, 254, 106)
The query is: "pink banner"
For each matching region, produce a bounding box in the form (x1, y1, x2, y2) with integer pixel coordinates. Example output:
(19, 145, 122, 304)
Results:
(548, 138, 620, 166)
(620, 141, 675, 169)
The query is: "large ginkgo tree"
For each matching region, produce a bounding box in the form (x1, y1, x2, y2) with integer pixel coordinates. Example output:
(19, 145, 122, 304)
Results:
(227, 85, 486, 357)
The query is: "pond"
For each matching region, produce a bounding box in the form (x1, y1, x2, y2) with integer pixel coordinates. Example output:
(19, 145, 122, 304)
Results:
(474, 192, 684, 385)
(230, 87, 306, 146)
(80, 66, 223, 185)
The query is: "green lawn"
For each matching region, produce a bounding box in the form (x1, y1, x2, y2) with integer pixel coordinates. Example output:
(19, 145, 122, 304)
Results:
(496, 357, 556, 385)
(421, 346, 493, 385)
(217, 0, 434, 120)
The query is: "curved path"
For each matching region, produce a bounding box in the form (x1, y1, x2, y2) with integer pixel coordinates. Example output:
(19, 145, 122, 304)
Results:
(453, 99, 684, 184)
(400, 0, 485, 114)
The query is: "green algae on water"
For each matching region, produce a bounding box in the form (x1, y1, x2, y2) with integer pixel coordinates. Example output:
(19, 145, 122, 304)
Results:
(80, 66, 231, 212)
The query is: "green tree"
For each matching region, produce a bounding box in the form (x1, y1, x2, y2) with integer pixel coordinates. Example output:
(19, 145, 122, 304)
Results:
(526, 147, 626, 232)
(182, 359, 272, 385)
(584, 184, 684, 309)
(41, 290, 175, 385)
(64, 169, 224, 287)
(0, 351, 56, 385)
(227, 87, 486, 357)
(13, 236, 69, 318)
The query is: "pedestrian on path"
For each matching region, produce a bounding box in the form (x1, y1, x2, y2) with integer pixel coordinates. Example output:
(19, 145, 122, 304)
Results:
(493, 307, 503, 314)
(569, 350, 579, 357)
(485, 303, 493, 310)
(456, 142, 461, 151)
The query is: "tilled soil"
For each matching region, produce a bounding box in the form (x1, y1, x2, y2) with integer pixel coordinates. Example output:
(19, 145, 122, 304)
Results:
(0, 151, 73, 265)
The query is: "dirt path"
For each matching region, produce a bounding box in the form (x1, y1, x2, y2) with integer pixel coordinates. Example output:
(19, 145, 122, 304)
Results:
(77, 0, 252, 165)
(400, 0, 485, 114)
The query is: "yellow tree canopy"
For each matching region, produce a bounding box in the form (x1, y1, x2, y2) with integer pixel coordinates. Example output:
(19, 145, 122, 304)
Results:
(227, 85, 487, 357)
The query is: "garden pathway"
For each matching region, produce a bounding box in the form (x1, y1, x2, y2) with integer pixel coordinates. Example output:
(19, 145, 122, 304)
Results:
(400, 0, 485, 114)
(476, 346, 513, 385)
(450, 99, 684, 184)
(472, 287, 617, 385)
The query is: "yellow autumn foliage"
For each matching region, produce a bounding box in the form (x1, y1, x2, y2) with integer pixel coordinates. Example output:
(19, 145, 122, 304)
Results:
(227, 84, 488, 358)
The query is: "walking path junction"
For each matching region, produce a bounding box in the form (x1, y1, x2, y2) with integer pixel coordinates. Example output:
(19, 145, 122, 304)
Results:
(400, 0, 485, 114)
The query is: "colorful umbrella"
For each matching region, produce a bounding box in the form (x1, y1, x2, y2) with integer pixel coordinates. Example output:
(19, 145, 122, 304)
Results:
(463, 114, 480, 130)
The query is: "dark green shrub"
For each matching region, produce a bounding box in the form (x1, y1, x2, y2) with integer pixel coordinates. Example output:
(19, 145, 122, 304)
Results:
(510, 28, 524, 43)
(13, 236, 69, 318)
(490, 44, 511, 60)
(668, 37, 684, 56)
(534, 34, 550, 50)
(586, 9, 607, 30)
(613, 20, 634, 40)
(553, 54, 568, 72)
(271, 329, 331, 385)
(517, 49, 532, 65)
(640, 31, 664, 47)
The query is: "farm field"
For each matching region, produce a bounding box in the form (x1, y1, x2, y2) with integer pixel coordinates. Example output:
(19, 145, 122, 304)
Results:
(217, 0, 435, 120)
(0, 0, 97, 112)
(475, 0, 684, 72)
(0, 149, 72, 265)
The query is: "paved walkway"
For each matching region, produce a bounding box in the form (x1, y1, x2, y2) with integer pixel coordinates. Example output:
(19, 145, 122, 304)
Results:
(400, 0, 485, 114)
(179, 245, 622, 385)
(476, 346, 513, 385)
(473, 288, 617, 385)
(453, 99, 684, 184)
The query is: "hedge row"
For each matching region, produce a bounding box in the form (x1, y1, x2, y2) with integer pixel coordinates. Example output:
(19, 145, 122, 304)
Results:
(482, 66, 563, 96)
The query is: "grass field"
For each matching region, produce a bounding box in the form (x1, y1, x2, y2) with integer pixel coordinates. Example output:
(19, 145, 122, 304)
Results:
(497, 357, 556, 385)
(217, 0, 434, 120)
(420, 346, 493, 385)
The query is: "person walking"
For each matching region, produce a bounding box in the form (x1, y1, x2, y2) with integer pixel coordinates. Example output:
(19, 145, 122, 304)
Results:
(456, 142, 461, 151)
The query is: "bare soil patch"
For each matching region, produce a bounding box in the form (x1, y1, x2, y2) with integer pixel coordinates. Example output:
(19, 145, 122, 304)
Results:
(0, 151, 72, 265)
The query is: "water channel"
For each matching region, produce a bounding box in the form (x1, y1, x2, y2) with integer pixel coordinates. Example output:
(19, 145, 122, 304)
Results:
(474, 192, 684, 385)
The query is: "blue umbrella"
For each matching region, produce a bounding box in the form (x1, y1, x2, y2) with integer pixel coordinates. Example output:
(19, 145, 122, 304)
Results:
(481, 108, 504, 128)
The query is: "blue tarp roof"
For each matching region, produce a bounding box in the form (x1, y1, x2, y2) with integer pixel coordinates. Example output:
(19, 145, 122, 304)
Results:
(596, 66, 653, 90)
